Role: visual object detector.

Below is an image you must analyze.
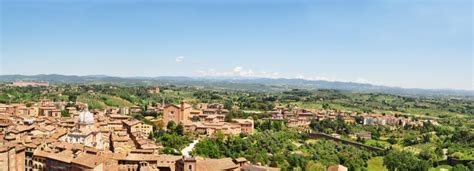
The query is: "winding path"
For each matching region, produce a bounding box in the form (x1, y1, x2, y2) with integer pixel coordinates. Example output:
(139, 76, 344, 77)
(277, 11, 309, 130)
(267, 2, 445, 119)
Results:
(181, 139, 199, 157)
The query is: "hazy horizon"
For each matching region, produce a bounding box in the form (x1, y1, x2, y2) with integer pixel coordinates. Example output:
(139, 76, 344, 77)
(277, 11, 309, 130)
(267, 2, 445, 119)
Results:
(1, 0, 472, 90)
(2, 73, 474, 92)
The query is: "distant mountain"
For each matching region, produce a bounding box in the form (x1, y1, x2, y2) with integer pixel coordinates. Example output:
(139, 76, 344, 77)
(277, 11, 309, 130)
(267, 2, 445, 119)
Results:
(228, 77, 474, 97)
(1, 74, 472, 98)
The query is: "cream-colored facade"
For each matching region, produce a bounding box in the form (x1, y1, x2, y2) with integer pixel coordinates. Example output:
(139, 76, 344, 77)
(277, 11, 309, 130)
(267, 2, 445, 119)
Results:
(123, 119, 153, 138)
(0, 144, 25, 171)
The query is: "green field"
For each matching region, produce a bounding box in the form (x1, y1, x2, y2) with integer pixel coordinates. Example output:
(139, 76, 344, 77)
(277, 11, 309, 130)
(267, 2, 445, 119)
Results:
(77, 94, 133, 109)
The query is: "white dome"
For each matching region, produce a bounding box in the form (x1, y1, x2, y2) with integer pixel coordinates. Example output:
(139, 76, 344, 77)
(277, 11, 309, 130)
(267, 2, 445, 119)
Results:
(78, 110, 94, 124)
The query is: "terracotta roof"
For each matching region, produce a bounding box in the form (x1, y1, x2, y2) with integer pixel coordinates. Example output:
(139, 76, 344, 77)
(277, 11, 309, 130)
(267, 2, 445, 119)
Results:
(0, 144, 14, 152)
(48, 150, 75, 163)
(234, 157, 247, 163)
(24, 143, 37, 148)
(7, 126, 30, 134)
(232, 119, 253, 124)
(33, 149, 55, 158)
(121, 153, 159, 161)
(328, 165, 348, 171)
(241, 165, 281, 171)
(109, 114, 131, 119)
(164, 104, 180, 109)
(196, 158, 239, 171)
(71, 153, 103, 169)
(122, 119, 140, 126)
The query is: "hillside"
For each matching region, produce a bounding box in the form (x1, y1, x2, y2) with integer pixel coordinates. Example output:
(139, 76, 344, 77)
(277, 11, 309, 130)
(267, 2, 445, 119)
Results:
(0, 74, 473, 98)
(76, 94, 134, 110)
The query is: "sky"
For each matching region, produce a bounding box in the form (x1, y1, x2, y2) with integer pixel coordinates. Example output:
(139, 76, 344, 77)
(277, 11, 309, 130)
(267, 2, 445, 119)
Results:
(0, 0, 472, 90)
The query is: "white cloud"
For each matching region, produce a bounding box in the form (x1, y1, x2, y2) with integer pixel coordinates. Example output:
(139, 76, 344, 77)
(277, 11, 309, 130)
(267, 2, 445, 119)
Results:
(354, 78, 370, 84)
(196, 67, 380, 86)
(233, 66, 243, 72)
(175, 56, 184, 63)
(231, 66, 257, 77)
(197, 66, 282, 78)
(295, 74, 305, 79)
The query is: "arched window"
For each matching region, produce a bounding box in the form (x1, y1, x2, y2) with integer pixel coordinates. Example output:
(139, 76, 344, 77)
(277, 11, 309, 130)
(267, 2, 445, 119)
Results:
(189, 164, 193, 171)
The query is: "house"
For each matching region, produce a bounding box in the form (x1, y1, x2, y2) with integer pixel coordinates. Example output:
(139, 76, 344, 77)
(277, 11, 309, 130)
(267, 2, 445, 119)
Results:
(183, 121, 242, 137)
(130, 106, 142, 113)
(176, 157, 239, 171)
(0, 144, 25, 171)
(287, 119, 310, 128)
(115, 153, 181, 171)
(328, 165, 348, 171)
(10, 81, 49, 87)
(109, 114, 131, 121)
(0, 116, 12, 133)
(148, 87, 160, 94)
(118, 107, 130, 115)
(176, 157, 280, 171)
(241, 165, 281, 171)
(232, 119, 254, 134)
(292, 108, 316, 121)
(122, 119, 153, 138)
(342, 117, 356, 125)
(70, 152, 107, 171)
(355, 131, 372, 140)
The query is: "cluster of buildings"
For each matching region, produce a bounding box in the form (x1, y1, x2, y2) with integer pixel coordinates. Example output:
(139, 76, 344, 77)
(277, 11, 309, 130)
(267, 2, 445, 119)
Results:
(0, 100, 161, 170)
(267, 107, 431, 129)
(163, 101, 254, 137)
(7, 81, 50, 87)
(0, 100, 275, 171)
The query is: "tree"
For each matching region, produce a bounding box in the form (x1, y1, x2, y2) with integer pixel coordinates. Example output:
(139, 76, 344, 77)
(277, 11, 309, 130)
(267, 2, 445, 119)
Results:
(384, 151, 431, 171)
(224, 100, 233, 110)
(402, 134, 418, 146)
(167, 121, 176, 131)
(60, 110, 70, 117)
(371, 130, 381, 140)
(148, 132, 154, 140)
(451, 129, 474, 144)
(421, 134, 432, 143)
(387, 136, 397, 144)
(322, 103, 331, 109)
(418, 149, 438, 163)
(191, 115, 200, 122)
(305, 161, 326, 171)
(452, 164, 470, 171)
(175, 124, 184, 135)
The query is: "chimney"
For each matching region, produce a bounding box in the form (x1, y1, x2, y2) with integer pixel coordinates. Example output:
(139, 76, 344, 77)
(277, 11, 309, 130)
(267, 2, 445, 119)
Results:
(180, 101, 185, 111)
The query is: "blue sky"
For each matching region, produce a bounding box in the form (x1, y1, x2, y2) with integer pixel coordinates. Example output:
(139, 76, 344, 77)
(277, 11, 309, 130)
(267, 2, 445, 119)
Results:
(1, 0, 472, 90)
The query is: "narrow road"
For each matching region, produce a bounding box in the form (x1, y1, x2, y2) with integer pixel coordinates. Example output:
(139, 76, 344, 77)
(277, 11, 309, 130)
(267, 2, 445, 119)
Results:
(181, 140, 199, 158)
